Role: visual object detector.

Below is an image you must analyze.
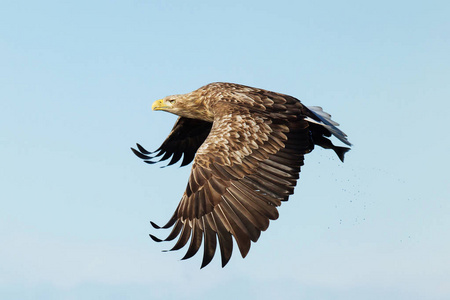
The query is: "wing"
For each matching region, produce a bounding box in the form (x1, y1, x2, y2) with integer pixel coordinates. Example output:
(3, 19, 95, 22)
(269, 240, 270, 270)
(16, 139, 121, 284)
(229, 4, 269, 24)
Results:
(150, 99, 314, 268)
(131, 117, 212, 167)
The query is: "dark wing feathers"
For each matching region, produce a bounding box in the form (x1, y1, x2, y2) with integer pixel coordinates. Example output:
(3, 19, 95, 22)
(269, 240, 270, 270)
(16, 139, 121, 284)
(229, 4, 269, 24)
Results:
(201, 214, 218, 268)
(148, 95, 313, 267)
(210, 212, 233, 267)
(181, 220, 203, 260)
(131, 117, 212, 167)
(169, 223, 191, 251)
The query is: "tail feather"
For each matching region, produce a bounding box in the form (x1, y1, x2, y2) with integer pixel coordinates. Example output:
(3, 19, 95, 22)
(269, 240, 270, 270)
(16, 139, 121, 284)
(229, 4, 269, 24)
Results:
(305, 106, 352, 162)
(307, 106, 352, 146)
(335, 146, 351, 162)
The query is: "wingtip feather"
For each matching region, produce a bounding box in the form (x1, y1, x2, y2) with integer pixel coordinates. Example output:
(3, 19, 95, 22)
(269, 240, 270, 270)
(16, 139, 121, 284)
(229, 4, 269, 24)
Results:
(149, 234, 163, 242)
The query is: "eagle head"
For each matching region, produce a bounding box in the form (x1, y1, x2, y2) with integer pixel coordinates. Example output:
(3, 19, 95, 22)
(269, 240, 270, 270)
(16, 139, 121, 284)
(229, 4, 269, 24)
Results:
(151, 93, 214, 122)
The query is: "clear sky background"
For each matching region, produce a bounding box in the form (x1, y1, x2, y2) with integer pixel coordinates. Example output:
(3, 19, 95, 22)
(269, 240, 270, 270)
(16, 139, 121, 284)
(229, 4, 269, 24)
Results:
(1, 1, 449, 299)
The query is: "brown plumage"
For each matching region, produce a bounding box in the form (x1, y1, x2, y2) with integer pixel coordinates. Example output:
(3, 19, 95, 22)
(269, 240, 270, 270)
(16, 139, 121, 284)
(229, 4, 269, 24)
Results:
(131, 82, 351, 268)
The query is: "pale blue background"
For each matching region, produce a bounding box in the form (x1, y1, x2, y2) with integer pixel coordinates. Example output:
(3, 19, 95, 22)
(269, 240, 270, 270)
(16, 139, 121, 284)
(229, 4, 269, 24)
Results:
(1, 1, 449, 299)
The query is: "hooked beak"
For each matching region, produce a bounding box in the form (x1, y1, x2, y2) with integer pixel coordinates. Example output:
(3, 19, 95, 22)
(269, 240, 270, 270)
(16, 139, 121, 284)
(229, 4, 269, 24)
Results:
(152, 99, 169, 111)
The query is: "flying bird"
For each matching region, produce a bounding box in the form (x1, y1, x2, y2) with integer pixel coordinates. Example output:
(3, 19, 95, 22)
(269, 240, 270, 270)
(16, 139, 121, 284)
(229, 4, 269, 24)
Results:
(131, 82, 351, 268)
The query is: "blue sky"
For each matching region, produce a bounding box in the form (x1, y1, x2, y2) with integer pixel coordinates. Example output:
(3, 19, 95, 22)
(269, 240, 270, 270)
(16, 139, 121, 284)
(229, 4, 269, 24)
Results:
(1, 0, 449, 299)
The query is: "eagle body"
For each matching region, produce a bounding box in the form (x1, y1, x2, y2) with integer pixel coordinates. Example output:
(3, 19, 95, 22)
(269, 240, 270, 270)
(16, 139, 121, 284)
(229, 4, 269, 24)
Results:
(132, 82, 351, 268)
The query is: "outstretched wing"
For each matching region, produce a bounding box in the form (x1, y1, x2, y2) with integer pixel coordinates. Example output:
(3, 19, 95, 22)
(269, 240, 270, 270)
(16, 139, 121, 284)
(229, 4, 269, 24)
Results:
(150, 99, 313, 268)
(131, 117, 212, 167)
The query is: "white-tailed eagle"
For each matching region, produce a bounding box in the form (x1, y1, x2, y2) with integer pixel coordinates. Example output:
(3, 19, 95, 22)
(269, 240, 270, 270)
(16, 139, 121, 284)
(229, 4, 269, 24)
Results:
(131, 82, 351, 268)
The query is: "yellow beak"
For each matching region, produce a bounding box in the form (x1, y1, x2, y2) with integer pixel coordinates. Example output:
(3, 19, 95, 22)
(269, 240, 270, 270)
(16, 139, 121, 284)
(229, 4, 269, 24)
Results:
(152, 99, 166, 111)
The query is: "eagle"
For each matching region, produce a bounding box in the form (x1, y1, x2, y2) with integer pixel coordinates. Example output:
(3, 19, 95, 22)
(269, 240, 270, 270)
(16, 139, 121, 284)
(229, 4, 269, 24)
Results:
(131, 82, 351, 268)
